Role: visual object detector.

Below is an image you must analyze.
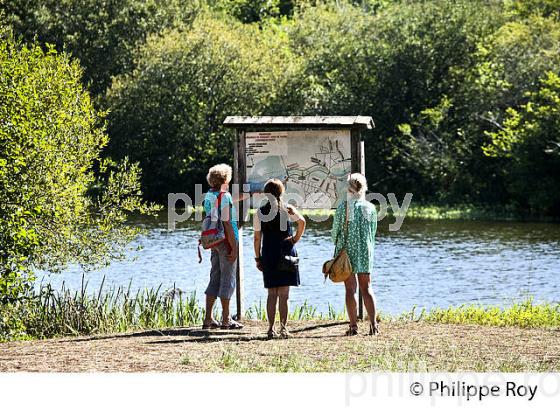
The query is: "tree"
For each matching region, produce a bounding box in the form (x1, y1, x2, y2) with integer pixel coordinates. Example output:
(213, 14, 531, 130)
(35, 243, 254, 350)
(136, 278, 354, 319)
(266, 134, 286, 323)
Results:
(105, 16, 302, 201)
(484, 72, 560, 213)
(0, 35, 158, 303)
(2, 0, 201, 95)
(395, 13, 560, 206)
(209, 0, 297, 23)
(288, 0, 505, 201)
(505, 0, 560, 19)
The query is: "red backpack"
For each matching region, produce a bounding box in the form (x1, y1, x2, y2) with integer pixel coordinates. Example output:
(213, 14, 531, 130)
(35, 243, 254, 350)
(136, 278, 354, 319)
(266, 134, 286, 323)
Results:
(198, 192, 226, 262)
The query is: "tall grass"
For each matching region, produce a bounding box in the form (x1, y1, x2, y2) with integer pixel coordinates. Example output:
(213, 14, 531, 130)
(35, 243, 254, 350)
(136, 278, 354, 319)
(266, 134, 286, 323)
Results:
(245, 300, 347, 321)
(3, 277, 559, 342)
(1, 276, 204, 340)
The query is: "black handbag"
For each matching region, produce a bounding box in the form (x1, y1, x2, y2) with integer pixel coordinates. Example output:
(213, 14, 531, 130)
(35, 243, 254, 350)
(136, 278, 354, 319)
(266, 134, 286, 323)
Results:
(277, 254, 299, 274)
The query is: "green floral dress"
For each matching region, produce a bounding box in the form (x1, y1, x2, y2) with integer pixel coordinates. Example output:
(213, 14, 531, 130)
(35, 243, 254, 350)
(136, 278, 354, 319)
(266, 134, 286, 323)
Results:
(331, 198, 377, 274)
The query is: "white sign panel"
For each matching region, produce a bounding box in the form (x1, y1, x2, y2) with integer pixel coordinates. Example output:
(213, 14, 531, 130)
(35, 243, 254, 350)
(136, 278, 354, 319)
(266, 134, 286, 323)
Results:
(246, 132, 288, 157)
(246, 129, 352, 208)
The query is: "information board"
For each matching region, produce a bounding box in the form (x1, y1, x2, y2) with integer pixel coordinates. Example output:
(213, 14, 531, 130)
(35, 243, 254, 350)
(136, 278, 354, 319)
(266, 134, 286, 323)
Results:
(246, 129, 352, 208)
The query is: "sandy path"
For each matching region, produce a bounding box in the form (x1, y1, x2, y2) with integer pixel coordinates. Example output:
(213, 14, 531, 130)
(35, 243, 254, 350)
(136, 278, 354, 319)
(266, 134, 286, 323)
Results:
(1, 321, 559, 372)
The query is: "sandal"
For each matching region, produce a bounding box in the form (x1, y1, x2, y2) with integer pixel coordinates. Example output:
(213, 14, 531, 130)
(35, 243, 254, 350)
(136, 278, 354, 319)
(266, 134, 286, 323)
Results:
(220, 319, 244, 330)
(345, 325, 359, 336)
(202, 319, 220, 329)
(267, 329, 277, 340)
(369, 323, 380, 336)
(279, 326, 290, 339)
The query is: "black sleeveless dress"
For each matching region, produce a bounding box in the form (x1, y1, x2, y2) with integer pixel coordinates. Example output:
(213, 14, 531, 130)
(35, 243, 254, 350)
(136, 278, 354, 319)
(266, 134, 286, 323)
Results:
(259, 202, 300, 289)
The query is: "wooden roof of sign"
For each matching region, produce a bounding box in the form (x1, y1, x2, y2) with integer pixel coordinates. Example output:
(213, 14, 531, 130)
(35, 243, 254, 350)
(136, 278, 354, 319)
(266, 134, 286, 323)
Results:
(223, 116, 374, 130)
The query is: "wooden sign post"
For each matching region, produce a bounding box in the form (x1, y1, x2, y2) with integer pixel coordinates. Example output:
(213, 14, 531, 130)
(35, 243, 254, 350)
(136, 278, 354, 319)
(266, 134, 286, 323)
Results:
(224, 116, 374, 320)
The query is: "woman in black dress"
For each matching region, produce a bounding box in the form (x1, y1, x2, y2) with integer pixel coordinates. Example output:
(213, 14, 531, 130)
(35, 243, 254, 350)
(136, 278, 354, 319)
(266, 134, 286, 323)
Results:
(253, 179, 306, 339)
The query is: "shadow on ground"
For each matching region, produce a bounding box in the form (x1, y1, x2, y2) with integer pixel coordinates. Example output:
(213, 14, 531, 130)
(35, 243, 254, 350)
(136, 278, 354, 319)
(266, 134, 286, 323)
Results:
(56, 321, 349, 344)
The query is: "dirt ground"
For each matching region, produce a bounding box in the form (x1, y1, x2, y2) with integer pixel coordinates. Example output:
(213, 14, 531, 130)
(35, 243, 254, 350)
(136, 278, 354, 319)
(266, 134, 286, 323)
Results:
(1, 320, 559, 372)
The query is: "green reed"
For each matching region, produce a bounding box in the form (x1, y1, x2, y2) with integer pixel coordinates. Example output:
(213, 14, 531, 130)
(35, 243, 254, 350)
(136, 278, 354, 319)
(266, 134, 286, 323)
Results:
(3, 276, 559, 343)
(245, 300, 347, 321)
(1, 275, 204, 340)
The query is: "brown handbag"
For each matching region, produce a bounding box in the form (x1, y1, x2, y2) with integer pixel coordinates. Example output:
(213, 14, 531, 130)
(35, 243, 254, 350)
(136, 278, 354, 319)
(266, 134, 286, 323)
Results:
(323, 202, 352, 283)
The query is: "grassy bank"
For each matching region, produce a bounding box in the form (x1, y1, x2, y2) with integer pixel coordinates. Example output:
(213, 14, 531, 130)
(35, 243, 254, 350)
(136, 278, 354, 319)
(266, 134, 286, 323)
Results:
(298, 204, 524, 220)
(2, 281, 559, 342)
(2, 282, 559, 372)
(410, 300, 560, 328)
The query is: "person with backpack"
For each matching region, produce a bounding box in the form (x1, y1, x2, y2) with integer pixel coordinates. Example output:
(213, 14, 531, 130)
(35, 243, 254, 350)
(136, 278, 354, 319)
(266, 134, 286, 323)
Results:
(253, 179, 306, 339)
(201, 163, 243, 330)
(331, 173, 379, 336)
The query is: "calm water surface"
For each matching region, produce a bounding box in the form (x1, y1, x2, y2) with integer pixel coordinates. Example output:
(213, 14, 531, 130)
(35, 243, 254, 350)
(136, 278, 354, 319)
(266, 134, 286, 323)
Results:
(39, 216, 560, 315)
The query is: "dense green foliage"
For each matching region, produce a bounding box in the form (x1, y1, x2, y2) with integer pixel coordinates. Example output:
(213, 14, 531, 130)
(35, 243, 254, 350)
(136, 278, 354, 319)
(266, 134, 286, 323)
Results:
(504, 0, 560, 19)
(0, 34, 157, 304)
(209, 0, 298, 23)
(485, 72, 560, 213)
(2, 0, 560, 212)
(105, 16, 302, 199)
(289, 1, 507, 202)
(2, 0, 200, 94)
(3, 0, 559, 340)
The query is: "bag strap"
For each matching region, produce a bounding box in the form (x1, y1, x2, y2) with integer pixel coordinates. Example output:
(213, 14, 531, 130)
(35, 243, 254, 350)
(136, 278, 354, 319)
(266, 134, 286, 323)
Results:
(343, 200, 349, 248)
(217, 191, 224, 217)
(199, 191, 225, 264)
(333, 201, 350, 258)
(211, 191, 224, 220)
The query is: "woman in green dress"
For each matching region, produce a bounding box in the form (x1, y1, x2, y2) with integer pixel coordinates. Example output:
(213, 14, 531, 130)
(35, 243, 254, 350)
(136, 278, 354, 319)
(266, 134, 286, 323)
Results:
(331, 173, 379, 336)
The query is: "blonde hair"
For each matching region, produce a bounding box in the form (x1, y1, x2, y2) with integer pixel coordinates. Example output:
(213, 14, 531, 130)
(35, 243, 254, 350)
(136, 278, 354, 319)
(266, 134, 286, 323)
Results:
(206, 163, 232, 188)
(347, 173, 367, 197)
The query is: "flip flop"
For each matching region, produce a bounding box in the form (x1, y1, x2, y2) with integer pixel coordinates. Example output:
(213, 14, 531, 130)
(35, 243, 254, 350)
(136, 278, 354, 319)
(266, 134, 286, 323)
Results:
(279, 326, 290, 339)
(202, 319, 220, 329)
(220, 320, 244, 330)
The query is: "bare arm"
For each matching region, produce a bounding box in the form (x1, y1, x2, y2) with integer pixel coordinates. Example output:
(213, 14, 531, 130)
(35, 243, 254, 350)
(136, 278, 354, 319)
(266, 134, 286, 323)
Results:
(220, 194, 237, 261)
(222, 221, 236, 249)
(287, 205, 306, 244)
(254, 229, 262, 256)
(253, 215, 262, 258)
(222, 221, 237, 261)
(253, 215, 263, 271)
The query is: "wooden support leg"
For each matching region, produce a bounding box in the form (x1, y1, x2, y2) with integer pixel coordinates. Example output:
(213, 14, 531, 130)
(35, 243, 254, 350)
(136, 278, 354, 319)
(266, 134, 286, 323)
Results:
(235, 226, 244, 320)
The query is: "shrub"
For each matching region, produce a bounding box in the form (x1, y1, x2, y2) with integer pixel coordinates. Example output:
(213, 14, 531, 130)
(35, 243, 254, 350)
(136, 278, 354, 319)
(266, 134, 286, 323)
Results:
(484, 72, 560, 213)
(0, 35, 158, 303)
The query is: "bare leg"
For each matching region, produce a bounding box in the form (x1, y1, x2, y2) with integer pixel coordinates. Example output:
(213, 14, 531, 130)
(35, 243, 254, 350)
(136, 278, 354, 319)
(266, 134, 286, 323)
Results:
(267, 288, 278, 332)
(220, 297, 230, 325)
(278, 286, 290, 328)
(344, 274, 358, 330)
(358, 274, 379, 334)
(204, 295, 216, 325)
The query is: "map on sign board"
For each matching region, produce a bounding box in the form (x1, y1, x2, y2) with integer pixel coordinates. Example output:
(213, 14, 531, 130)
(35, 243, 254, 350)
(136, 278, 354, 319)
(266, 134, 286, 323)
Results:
(246, 130, 351, 208)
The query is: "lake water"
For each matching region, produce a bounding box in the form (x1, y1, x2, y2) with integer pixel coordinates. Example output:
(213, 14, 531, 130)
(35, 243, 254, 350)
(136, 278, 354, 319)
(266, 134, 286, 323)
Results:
(39, 215, 560, 315)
